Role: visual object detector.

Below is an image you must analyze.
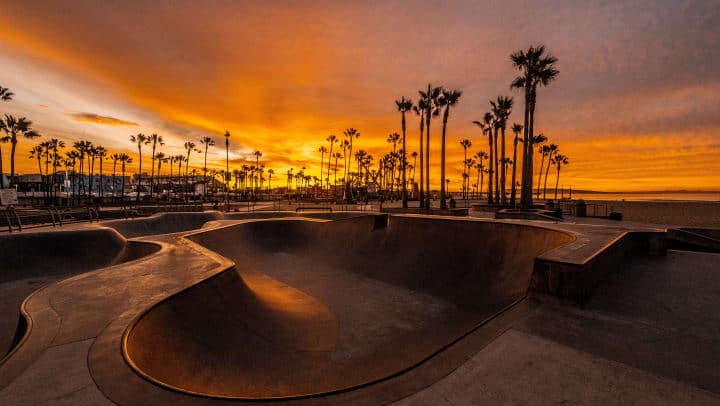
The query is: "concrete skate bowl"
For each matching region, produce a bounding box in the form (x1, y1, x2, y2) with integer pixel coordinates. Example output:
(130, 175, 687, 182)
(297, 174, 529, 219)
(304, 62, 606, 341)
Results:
(0, 228, 160, 283)
(123, 215, 574, 400)
(103, 211, 367, 238)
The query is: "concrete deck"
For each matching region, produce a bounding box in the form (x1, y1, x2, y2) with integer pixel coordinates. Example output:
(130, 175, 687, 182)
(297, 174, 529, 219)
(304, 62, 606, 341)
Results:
(0, 212, 718, 405)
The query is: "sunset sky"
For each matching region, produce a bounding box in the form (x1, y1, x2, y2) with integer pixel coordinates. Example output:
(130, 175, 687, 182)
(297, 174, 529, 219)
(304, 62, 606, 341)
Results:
(0, 0, 718, 191)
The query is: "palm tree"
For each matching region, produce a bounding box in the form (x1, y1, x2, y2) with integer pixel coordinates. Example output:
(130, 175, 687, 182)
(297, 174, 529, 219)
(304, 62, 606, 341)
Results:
(473, 112, 495, 204)
(224, 131, 231, 197)
(253, 150, 262, 191)
(459, 139, 472, 198)
(29, 144, 44, 193)
(317, 145, 327, 191)
(332, 152, 342, 190)
(118, 153, 132, 202)
(48, 139, 65, 199)
(183, 142, 197, 200)
(87, 145, 98, 196)
(199, 136, 215, 199)
(410, 151, 418, 183)
(343, 128, 360, 183)
(130, 133, 149, 202)
(511, 45, 559, 209)
(490, 96, 513, 204)
(552, 154, 569, 200)
(0, 86, 14, 101)
(395, 96, 413, 208)
(413, 101, 426, 206)
(386, 132, 400, 192)
(326, 134, 337, 190)
(72, 140, 92, 195)
(95, 146, 107, 199)
(267, 168, 274, 191)
(146, 134, 164, 199)
(510, 123, 523, 206)
(419, 84, 442, 207)
(438, 88, 462, 209)
(65, 150, 79, 198)
(110, 153, 120, 197)
(474, 151, 489, 199)
(534, 135, 550, 198)
(543, 143, 558, 199)
(155, 151, 166, 196)
(2, 115, 41, 185)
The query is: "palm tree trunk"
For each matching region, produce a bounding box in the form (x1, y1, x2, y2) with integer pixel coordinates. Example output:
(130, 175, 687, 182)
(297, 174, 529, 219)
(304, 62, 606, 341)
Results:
(500, 126, 507, 205)
(494, 127, 500, 204)
(99, 159, 104, 200)
(10, 140, 17, 186)
(510, 136, 519, 206)
(418, 111, 425, 208)
(425, 108, 431, 207)
(150, 144, 156, 199)
(544, 152, 554, 200)
(537, 153, 545, 199)
(136, 147, 142, 203)
(0, 145, 4, 189)
(554, 164, 561, 200)
(520, 87, 531, 209)
(523, 91, 537, 208)
(439, 107, 449, 210)
(203, 147, 208, 200)
(487, 130, 494, 204)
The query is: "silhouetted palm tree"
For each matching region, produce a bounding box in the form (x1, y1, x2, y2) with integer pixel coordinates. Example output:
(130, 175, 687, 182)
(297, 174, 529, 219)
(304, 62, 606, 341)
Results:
(410, 151, 418, 183)
(386, 132, 400, 192)
(413, 101, 426, 205)
(511, 45, 559, 209)
(2, 115, 40, 185)
(343, 128, 360, 182)
(510, 123, 523, 206)
(473, 112, 495, 204)
(118, 153, 132, 202)
(48, 139, 64, 198)
(253, 150, 262, 191)
(29, 144, 44, 193)
(110, 153, 120, 197)
(0, 86, 14, 101)
(474, 151, 489, 199)
(73, 140, 92, 195)
(438, 88, 462, 209)
(147, 134, 164, 199)
(184, 141, 197, 200)
(419, 84, 442, 207)
(543, 143, 558, 199)
(325, 135, 336, 190)
(332, 152, 342, 189)
(490, 96, 513, 204)
(534, 135, 549, 198)
(396, 96, 413, 208)
(200, 136, 214, 199)
(552, 154, 569, 200)
(267, 168, 274, 191)
(459, 139, 472, 198)
(318, 145, 327, 189)
(130, 133, 149, 202)
(224, 131, 231, 194)
(95, 146, 106, 199)
(155, 152, 166, 195)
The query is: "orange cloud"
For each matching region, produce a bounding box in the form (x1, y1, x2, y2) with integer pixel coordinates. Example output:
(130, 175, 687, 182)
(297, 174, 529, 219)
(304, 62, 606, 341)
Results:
(69, 112, 138, 126)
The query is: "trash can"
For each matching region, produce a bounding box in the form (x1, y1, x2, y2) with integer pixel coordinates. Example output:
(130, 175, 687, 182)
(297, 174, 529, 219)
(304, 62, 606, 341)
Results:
(575, 199, 587, 217)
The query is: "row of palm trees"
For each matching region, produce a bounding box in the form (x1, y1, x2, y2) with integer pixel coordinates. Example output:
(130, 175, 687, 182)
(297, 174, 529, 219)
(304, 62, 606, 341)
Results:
(0, 86, 41, 189)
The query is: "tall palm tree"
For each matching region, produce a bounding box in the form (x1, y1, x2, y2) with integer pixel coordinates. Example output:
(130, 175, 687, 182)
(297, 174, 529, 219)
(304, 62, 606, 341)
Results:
(413, 101, 426, 206)
(474, 151, 489, 199)
(419, 84, 442, 207)
(184, 142, 198, 200)
(155, 151, 166, 196)
(118, 153, 132, 202)
(318, 145, 327, 190)
(326, 134, 337, 190)
(110, 153, 120, 197)
(343, 128, 360, 183)
(253, 150, 262, 191)
(438, 88, 462, 209)
(534, 135, 549, 198)
(224, 131, 231, 196)
(511, 45, 559, 209)
(65, 150, 80, 197)
(146, 134, 164, 199)
(473, 112, 495, 204)
(332, 152, 342, 189)
(0, 86, 14, 101)
(459, 139, 472, 198)
(552, 154, 569, 200)
(87, 145, 98, 196)
(510, 123, 523, 206)
(72, 140, 92, 195)
(395, 96, 413, 208)
(48, 139, 65, 199)
(95, 146, 107, 199)
(386, 132, 400, 192)
(490, 96, 513, 204)
(2, 115, 41, 185)
(543, 143, 559, 199)
(410, 151, 418, 183)
(130, 133, 149, 202)
(29, 144, 44, 193)
(267, 168, 274, 191)
(200, 136, 215, 199)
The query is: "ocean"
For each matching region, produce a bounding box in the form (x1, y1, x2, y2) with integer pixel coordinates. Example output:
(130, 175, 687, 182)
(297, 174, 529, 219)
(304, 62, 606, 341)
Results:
(572, 192, 720, 202)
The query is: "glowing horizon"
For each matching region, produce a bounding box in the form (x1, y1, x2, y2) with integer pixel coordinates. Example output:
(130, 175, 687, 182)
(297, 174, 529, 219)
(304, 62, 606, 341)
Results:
(1, 0, 718, 192)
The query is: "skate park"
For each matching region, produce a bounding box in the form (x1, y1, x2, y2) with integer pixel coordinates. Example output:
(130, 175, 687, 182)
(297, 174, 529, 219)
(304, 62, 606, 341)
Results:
(0, 210, 718, 404)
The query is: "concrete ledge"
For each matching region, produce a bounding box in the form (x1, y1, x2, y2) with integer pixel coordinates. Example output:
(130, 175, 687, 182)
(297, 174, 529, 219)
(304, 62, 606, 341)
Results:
(531, 231, 667, 304)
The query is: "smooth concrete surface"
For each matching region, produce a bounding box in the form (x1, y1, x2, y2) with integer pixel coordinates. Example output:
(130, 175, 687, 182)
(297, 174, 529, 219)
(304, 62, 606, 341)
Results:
(124, 216, 573, 399)
(0, 211, 717, 405)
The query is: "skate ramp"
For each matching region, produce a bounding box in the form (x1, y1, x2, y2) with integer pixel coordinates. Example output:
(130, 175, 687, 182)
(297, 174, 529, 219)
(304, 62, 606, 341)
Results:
(0, 228, 160, 283)
(124, 215, 574, 399)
